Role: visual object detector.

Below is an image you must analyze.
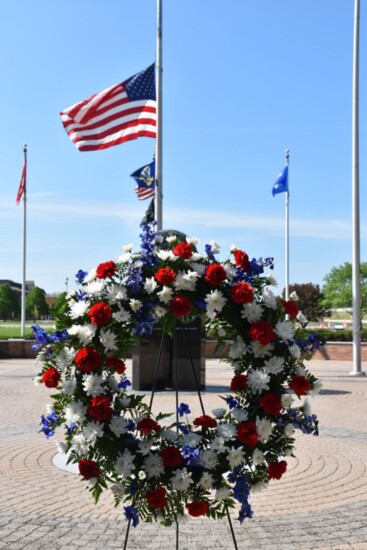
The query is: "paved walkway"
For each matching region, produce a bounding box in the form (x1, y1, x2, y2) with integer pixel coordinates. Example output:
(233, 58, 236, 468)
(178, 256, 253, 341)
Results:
(0, 358, 367, 550)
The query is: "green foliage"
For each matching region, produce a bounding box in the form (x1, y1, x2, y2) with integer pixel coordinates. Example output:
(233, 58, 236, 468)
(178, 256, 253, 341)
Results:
(26, 287, 49, 320)
(322, 262, 367, 318)
(0, 284, 20, 321)
(296, 328, 367, 342)
(283, 283, 329, 322)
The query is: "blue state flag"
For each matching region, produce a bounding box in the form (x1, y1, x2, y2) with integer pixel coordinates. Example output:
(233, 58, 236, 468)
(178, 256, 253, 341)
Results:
(131, 161, 155, 200)
(272, 165, 288, 196)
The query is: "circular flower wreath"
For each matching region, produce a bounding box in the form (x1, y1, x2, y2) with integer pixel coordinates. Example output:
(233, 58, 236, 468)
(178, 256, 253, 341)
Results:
(34, 223, 323, 528)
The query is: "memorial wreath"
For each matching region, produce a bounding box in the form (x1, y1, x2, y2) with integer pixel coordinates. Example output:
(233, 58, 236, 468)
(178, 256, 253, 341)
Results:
(34, 223, 323, 527)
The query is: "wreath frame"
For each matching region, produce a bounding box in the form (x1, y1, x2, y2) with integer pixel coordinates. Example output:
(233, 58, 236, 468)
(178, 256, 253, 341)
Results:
(35, 223, 323, 530)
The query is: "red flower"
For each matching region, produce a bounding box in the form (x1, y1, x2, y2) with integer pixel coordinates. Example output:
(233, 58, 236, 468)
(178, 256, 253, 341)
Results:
(41, 367, 60, 388)
(230, 282, 254, 304)
(248, 320, 276, 345)
(74, 347, 101, 373)
(154, 267, 177, 285)
(160, 447, 183, 467)
(289, 375, 311, 396)
(230, 374, 248, 392)
(173, 242, 193, 259)
(259, 393, 282, 416)
(237, 421, 258, 448)
(87, 395, 113, 421)
(193, 415, 217, 428)
(281, 299, 299, 320)
(137, 417, 161, 435)
(186, 500, 209, 517)
(268, 460, 287, 480)
(233, 249, 249, 271)
(96, 261, 117, 280)
(105, 357, 126, 374)
(170, 295, 192, 317)
(87, 301, 112, 326)
(78, 459, 100, 480)
(204, 264, 227, 286)
(146, 487, 168, 509)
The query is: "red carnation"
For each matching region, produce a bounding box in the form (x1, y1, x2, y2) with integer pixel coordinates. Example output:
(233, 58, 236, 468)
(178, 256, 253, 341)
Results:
(193, 415, 218, 428)
(289, 375, 311, 397)
(105, 357, 126, 374)
(74, 347, 101, 373)
(41, 367, 60, 388)
(230, 282, 254, 304)
(173, 242, 193, 259)
(78, 459, 100, 480)
(160, 446, 183, 467)
(259, 393, 282, 416)
(268, 460, 287, 480)
(137, 417, 161, 435)
(204, 264, 227, 286)
(186, 500, 209, 517)
(230, 374, 248, 392)
(233, 249, 249, 271)
(87, 395, 113, 421)
(237, 421, 258, 448)
(281, 299, 299, 320)
(170, 295, 193, 317)
(96, 261, 117, 280)
(87, 301, 112, 326)
(248, 320, 276, 345)
(154, 267, 177, 285)
(146, 487, 168, 509)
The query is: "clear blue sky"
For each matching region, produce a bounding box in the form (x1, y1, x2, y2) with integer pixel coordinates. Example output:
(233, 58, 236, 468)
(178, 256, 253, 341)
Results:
(0, 0, 366, 295)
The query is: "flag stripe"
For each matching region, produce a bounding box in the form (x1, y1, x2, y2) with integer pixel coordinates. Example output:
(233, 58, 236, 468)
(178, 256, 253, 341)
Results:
(136, 186, 155, 200)
(78, 129, 156, 152)
(16, 164, 26, 205)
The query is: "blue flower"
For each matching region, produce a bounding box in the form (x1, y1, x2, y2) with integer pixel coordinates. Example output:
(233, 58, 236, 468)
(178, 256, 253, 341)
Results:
(31, 325, 68, 351)
(39, 412, 60, 439)
(123, 506, 139, 527)
(177, 423, 190, 435)
(75, 269, 88, 283)
(76, 291, 87, 301)
(182, 445, 201, 467)
(205, 244, 216, 261)
(127, 420, 136, 431)
(66, 423, 77, 436)
(224, 395, 238, 410)
(118, 378, 132, 390)
(194, 298, 207, 309)
(177, 403, 191, 417)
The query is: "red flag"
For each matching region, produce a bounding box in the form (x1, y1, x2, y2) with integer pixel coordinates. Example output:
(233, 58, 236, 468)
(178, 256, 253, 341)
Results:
(60, 64, 156, 152)
(16, 163, 26, 205)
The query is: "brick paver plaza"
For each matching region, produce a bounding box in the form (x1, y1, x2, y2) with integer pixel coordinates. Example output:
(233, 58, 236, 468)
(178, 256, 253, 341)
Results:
(0, 357, 367, 549)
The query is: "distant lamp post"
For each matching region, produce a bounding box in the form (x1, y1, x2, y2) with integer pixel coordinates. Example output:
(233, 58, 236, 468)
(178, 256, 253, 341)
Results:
(65, 277, 69, 293)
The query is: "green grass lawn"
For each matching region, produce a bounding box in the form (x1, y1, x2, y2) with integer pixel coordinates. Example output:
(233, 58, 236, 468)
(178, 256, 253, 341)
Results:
(0, 326, 34, 339)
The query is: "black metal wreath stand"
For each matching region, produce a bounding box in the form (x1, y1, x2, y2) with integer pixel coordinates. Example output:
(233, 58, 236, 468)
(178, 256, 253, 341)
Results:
(123, 321, 239, 550)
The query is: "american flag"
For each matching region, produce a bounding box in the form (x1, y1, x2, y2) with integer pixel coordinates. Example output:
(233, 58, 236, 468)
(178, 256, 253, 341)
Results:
(60, 64, 156, 152)
(131, 161, 155, 200)
(16, 163, 26, 205)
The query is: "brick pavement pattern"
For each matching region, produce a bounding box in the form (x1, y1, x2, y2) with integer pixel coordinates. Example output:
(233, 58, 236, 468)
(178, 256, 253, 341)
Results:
(0, 358, 367, 550)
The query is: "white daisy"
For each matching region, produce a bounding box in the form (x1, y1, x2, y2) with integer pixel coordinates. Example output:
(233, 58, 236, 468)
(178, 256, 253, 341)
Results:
(115, 449, 135, 477)
(281, 393, 294, 409)
(262, 287, 277, 309)
(100, 329, 118, 351)
(264, 356, 285, 375)
(209, 240, 221, 254)
(64, 400, 87, 424)
(83, 421, 104, 442)
(230, 407, 248, 422)
(137, 439, 152, 456)
(170, 468, 193, 491)
(215, 487, 231, 500)
(275, 320, 294, 341)
(70, 434, 88, 455)
(256, 418, 273, 442)
(249, 341, 274, 358)
(109, 416, 130, 437)
(227, 447, 246, 469)
(144, 277, 158, 294)
(228, 336, 246, 359)
(116, 252, 132, 264)
(199, 472, 214, 490)
(200, 449, 218, 469)
(248, 369, 270, 394)
(205, 289, 227, 318)
(129, 299, 142, 312)
(216, 423, 237, 440)
(143, 454, 164, 479)
(289, 344, 301, 359)
(157, 286, 173, 304)
(85, 280, 104, 296)
(82, 373, 104, 396)
(106, 284, 127, 304)
(252, 449, 265, 465)
(69, 300, 89, 320)
(241, 302, 263, 323)
(68, 324, 96, 346)
(84, 268, 97, 283)
(266, 272, 278, 287)
(62, 375, 77, 396)
(113, 308, 131, 323)
(212, 407, 226, 418)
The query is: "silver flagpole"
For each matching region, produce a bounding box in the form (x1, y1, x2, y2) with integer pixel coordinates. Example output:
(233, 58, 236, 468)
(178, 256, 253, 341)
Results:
(351, 0, 365, 376)
(21, 144, 27, 338)
(155, 0, 163, 230)
(285, 149, 290, 302)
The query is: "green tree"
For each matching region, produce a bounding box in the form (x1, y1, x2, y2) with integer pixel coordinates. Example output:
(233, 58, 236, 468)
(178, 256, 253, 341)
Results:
(50, 292, 70, 328)
(0, 284, 20, 321)
(26, 287, 49, 321)
(322, 262, 367, 317)
(283, 283, 328, 322)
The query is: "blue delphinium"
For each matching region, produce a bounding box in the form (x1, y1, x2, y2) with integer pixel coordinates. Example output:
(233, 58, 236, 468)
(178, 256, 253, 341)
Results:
(118, 378, 132, 390)
(294, 333, 325, 353)
(139, 223, 159, 268)
(31, 325, 68, 351)
(124, 506, 139, 527)
(232, 474, 253, 523)
(39, 412, 59, 439)
(75, 269, 88, 283)
(182, 445, 201, 467)
(205, 244, 216, 261)
(279, 409, 319, 436)
(224, 395, 238, 410)
(132, 302, 155, 335)
(126, 266, 143, 296)
(177, 402, 191, 417)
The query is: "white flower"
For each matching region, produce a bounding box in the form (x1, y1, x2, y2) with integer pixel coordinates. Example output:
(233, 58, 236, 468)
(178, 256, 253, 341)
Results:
(119, 397, 131, 408)
(70, 434, 88, 455)
(209, 240, 221, 254)
(83, 421, 104, 442)
(117, 252, 132, 264)
(289, 291, 299, 301)
(113, 308, 131, 323)
(161, 429, 179, 442)
(302, 398, 312, 415)
(46, 403, 55, 414)
(129, 299, 142, 312)
(138, 470, 146, 480)
(216, 423, 236, 440)
(228, 336, 246, 359)
(212, 407, 226, 418)
(84, 268, 97, 283)
(106, 284, 127, 304)
(190, 252, 203, 261)
(227, 446, 245, 469)
(296, 366, 307, 377)
(252, 449, 265, 465)
(85, 280, 104, 296)
(166, 235, 178, 244)
(157, 286, 173, 304)
(264, 356, 285, 375)
(241, 302, 263, 323)
(82, 373, 104, 396)
(200, 449, 218, 469)
(170, 468, 193, 491)
(230, 244, 237, 253)
(248, 369, 270, 394)
(144, 277, 158, 294)
(87, 477, 98, 489)
(186, 236, 200, 246)
(296, 311, 308, 325)
(137, 439, 152, 455)
(256, 418, 273, 442)
(56, 441, 68, 454)
(284, 424, 295, 437)
(106, 375, 119, 392)
(223, 262, 236, 280)
(289, 344, 301, 359)
(249, 341, 274, 358)
(122, 243, 133, 253)
(143, 453, 164, 479)
(100, 329, 118, 351)
(69, 300, 89, 320)
(281, 393, 295, 409)
(189, 262, 206, 275)
(275, 320, 294, 341)
(205, 289, 227, 318)
(66, 290, 76, 299)
(64, 400, 87, 424)
(211, 436, 227, 453)
(284, 447, 293, 456)
(154, 305, 166, 319)
(109, 416, 130, 436)
(199, 472, 214, 490)
(110, 482, 125, 497)
(68, 324, 96, 346)
(156, 249, 176, 261)
(55, 347, 76, 371)
(230, 407, 248, 422)
(266, 272, 278, 287)
(115, 449, 135, 477)
(62, 375, 77, 396)
(310, 379, 323, 396)
(174, 271, 199, 291)
(262, 287, 277, 309)
(181, 432, 202, 448)
(251, 481, 267, 494)
(215, 487, 231, 500)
